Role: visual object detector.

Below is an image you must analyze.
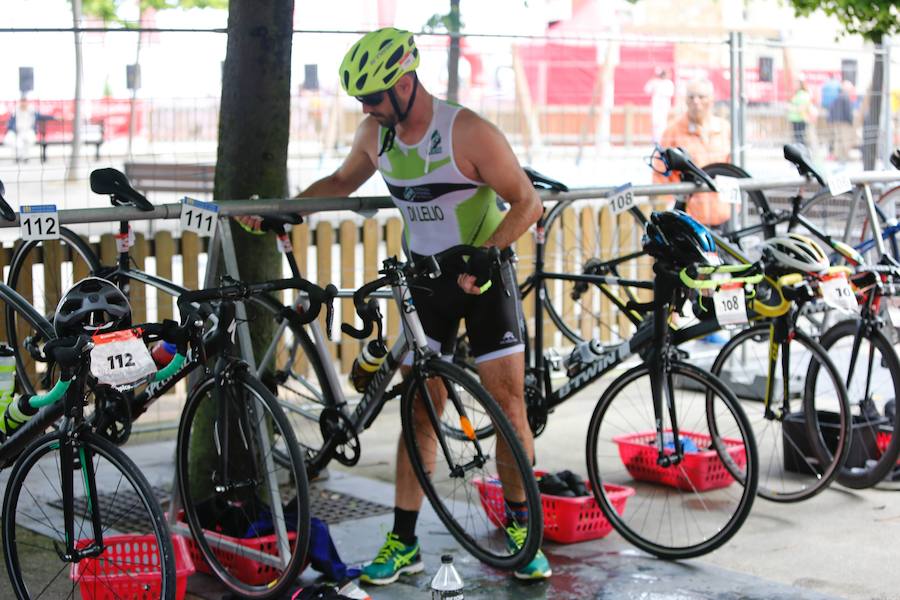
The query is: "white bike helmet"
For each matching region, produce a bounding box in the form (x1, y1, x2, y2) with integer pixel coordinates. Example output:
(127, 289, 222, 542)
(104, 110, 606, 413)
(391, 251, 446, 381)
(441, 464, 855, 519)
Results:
(761, 233, 830, 274)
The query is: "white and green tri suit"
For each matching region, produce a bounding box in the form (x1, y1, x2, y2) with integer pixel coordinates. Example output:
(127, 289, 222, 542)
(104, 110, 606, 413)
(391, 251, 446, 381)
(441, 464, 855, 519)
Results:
(377, 98, 524, 364)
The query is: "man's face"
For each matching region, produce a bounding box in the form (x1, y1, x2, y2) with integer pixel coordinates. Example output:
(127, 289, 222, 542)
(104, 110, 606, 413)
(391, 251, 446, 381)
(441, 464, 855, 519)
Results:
(685, 83, 713, 125)
(359, 89, 398, 127)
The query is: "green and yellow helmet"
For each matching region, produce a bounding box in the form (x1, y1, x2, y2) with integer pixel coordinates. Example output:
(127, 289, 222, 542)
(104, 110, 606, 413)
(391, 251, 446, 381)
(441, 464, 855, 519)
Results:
(339, 27, 420, 96)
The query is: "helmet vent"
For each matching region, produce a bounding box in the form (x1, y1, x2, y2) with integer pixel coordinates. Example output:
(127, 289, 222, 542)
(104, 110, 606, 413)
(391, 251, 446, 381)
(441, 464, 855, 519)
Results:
(355, 74, 368, 91)
(342, 70, 350, 90)
(385, 46, 404, 69)
(382, 69, 397, 85)
(358, 51, 369, 72)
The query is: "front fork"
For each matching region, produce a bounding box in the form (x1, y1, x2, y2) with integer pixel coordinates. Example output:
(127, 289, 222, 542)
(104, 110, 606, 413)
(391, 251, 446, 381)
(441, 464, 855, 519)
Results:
(650, 266, 683, 467)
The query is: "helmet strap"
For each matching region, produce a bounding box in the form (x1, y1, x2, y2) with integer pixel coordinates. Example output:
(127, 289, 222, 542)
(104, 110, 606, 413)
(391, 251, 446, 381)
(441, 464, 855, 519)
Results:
(379, 74, 419, 156)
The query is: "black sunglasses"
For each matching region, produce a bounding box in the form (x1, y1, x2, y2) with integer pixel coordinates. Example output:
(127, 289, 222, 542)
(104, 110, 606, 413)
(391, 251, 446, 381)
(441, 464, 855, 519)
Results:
(356, 90, 386, 106)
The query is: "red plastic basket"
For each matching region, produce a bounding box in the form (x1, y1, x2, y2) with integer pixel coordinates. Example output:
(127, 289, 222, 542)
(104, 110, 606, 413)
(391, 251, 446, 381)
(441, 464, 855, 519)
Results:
(473, 471, 635, 543)
(614, 430, 747, 492)
(176, 512, 300, 586)
(71, 534, 194, 600)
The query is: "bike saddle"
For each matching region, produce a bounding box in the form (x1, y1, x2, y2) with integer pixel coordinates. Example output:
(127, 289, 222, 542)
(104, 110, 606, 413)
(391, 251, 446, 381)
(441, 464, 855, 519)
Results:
(663, 147, 717, 192)
(523, 167, 569, 192)
(783, 143, 826, 187)
(0, 179, 14, 222)
(90, 168, 154, 211)
(891, 148, 900, 170)
(260, 214, 304, 233)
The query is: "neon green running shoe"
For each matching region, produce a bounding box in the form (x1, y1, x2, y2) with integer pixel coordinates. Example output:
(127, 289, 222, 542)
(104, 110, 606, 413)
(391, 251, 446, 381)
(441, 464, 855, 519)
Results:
(360, 532, 424, 585)
(506, 523, 552, 580)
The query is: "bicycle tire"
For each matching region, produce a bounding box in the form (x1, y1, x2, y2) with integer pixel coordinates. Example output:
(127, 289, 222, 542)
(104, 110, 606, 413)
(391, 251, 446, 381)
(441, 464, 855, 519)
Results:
(177, 369, 310, 599)
(248, 295, 336, 472)
(699, 162, 775, 240)
(814, 319, 900, 488)
(541, 198, 648, 345)
(400, 358, 542, 571)
(710, 323, 851, 501)
(857, 184, 900, 261)
(5, 227, 101, 395)
(2, 431, 176, 599)
(585, 360, 757, 559)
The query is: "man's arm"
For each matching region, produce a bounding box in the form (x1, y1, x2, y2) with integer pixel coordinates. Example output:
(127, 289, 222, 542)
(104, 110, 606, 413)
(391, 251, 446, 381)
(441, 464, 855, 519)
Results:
(454, 110, 542, 250)
(236, 117, 378, 230)
(296, 117, 379, 198)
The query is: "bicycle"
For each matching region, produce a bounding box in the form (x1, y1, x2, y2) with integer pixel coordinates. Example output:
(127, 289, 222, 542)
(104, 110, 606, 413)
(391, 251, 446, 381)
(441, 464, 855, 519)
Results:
(270, 243, 544, 571)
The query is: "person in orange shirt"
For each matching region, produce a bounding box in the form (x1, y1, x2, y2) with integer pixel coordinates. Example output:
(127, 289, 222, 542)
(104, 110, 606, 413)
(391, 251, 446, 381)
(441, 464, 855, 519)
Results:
(653, 78, 732, 229)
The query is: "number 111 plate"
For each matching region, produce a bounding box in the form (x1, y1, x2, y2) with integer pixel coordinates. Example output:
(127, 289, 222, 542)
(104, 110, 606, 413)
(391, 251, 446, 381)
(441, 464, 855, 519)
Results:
(180, 197, 219, 237)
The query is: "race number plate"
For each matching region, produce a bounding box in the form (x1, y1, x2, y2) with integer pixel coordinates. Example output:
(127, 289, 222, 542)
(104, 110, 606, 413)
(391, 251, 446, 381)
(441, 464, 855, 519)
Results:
(20, 205, 60, 241)
(826, 173, 852, 196)
(714, 281, 747, 326)
(180, 198, 219, 237)
(608, 183, 636, 216)
(90, 329, 156, 389)
(820, 272, 858, 313)
(714, 175, 742, 205)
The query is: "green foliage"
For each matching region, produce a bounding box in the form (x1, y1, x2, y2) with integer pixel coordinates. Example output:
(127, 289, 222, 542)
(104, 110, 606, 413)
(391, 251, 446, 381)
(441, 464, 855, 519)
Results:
(80, 0, 227, 26)
(786, 0, 899, 42)
(424, 4, 463, 34)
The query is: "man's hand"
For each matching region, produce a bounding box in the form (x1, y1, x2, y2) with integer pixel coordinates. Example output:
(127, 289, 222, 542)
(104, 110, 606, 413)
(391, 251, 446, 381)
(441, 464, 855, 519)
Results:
(458, 249, 493, 295)
(457, 273, 483, 295)
(235, 215, 265, 235)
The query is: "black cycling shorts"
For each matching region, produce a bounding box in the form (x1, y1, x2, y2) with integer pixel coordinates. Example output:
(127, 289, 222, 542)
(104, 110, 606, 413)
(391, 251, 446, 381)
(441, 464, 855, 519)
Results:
(406, 256, 524, 364)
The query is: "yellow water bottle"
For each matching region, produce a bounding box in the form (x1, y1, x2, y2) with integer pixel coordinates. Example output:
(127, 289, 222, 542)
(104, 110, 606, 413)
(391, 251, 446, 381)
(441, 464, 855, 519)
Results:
(349, 339, 387, 392)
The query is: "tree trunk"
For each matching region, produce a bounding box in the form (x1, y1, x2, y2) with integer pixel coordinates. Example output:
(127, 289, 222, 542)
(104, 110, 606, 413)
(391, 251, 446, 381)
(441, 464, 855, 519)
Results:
(191, 0, 294, 501)
(446, 0, 460, 103)
(67, 0, 84, 180)
(862, 41, 884, 170)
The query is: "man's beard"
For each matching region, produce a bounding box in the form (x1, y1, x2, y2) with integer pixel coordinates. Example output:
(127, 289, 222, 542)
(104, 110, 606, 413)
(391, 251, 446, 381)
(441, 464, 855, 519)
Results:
(372, 112, 398, 128)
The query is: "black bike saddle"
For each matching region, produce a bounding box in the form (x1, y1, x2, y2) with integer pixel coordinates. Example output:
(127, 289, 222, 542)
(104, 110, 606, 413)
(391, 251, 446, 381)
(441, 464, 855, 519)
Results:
(90, 168, 155, 211)
(524, 167, 569, 192)
(891, 148, 900, 170)
(0, 179, 14, 222)
(783, 143, 826, 187)
(663, 147, 717, 192)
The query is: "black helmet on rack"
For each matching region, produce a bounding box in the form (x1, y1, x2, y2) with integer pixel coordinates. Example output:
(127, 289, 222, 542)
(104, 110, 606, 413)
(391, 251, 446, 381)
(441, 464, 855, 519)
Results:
(54, 277, 132, 337)
(643, 210, 720, 267)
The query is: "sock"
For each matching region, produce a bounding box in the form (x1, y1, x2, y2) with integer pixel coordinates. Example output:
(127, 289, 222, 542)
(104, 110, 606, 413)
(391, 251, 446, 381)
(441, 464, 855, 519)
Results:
(391, 508, 418, 546)
(505, 499, 529, 527)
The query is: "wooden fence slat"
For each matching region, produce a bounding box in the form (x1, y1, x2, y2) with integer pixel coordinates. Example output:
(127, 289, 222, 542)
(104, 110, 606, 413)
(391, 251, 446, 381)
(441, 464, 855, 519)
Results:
(14, 243, 35, 385)
(181, 232, 200, 291)
(316, 221, 336, 360)
(514, 229, 535, 337)
(155, 231, 175, 321)
(543, 213, 558, 348)
(599, 208, 613, 342)
(580, 206, 596, 341)
(291, 223, 310, 375)
(42, 240, 63, 316)
(616, 212, 632, 338)
(339, 220, 358, 373)
(385, 218, 402, 341)
(561, 207, 576, 345)
(73, 236, 92, 282)
(128, 233, 147, 324)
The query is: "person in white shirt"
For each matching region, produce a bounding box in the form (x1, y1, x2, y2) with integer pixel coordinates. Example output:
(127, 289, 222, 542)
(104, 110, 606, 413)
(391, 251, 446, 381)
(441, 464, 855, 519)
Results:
(644, 68, 674, 144)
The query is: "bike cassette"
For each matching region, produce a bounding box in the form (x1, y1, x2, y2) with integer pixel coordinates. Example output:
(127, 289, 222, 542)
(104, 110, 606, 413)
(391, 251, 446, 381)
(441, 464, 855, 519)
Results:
(319, 408, 361, 466)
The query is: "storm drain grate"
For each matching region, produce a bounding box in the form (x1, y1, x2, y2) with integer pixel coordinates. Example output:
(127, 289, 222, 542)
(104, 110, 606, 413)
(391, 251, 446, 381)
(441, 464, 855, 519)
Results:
(48, 487, 172, 534)
(309, 485, 392, 525)
(50, 485, 389, 531)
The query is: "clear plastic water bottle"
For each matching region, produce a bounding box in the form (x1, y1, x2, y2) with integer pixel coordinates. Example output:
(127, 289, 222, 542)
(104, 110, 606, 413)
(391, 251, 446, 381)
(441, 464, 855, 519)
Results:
(349, 339, 387, 392)
(430, 554, 464, 599)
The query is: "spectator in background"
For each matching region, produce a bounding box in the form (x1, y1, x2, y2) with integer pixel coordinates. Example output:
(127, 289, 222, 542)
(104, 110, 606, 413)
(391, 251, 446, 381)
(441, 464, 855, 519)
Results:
(10, 98, 37, 163)
(828, 81, 855, 164)
(654, 77, 731, 228)
(644, 68, 674, 143)
(820, 76, 840, 115)
(788, 80, 817, 146)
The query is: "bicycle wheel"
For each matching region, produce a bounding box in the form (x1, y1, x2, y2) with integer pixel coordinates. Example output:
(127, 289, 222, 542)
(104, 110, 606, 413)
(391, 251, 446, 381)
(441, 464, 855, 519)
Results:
(177, 370, 310, 599)
(6, 227, 101, 395)
(541, 198, 650, 345)
(400, 358, 542, 571)
(710, 323, 851, 501)
(2, 431, 176, 599)
(248, 295, 336, 476)
(585, 360, 757, 559)
(814, 319, 900, 488)
(856, 185, 900, 262)
(700, 163, 775, 243)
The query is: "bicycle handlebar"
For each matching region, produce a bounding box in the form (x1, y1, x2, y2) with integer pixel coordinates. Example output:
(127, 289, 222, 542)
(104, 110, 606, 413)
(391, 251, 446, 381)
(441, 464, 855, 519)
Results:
(177, 277, 338, 328)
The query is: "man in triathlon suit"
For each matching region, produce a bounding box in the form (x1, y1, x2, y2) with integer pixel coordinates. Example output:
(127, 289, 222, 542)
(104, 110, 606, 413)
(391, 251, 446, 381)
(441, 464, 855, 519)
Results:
(237, 27, 548, 584)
